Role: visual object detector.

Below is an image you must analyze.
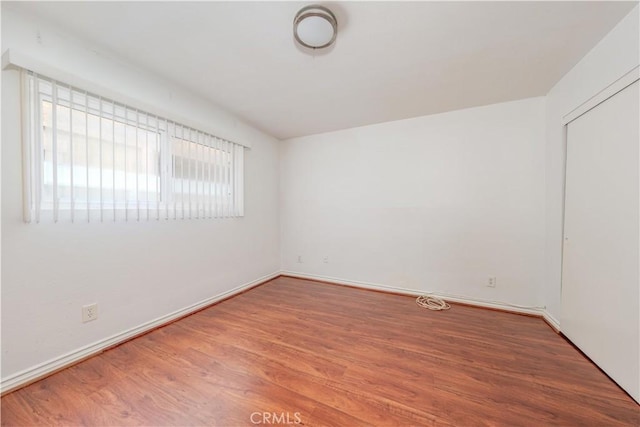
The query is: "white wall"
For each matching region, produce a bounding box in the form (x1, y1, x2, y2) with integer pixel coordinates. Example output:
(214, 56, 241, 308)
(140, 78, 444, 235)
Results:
(280, 97, 546, 308)
(1, 7, 280, 381)
(544, 5, 639, 321)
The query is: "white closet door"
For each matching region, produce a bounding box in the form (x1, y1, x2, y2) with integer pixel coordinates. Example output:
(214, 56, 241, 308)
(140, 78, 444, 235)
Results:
(562, 80, 639, 403)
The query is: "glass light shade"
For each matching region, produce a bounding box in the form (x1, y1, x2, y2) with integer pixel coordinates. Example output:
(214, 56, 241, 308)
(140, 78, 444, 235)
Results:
(296, 16, 334, 47)
(294, 5, 337, 49)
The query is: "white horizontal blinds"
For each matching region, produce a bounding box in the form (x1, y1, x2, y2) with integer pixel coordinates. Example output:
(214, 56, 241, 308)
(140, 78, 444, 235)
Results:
(22, 70, 245, 223)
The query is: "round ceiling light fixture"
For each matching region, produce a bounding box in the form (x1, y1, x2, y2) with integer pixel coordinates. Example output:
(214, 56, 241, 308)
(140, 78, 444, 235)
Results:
(293, 5, 338, 49)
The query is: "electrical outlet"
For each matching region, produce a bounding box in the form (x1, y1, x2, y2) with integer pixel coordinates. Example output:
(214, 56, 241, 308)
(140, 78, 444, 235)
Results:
(82, 303, 98, 323)
(323, 256, 329, 264)
(297, 255, 303, 263)
(487, 277, 497, 288)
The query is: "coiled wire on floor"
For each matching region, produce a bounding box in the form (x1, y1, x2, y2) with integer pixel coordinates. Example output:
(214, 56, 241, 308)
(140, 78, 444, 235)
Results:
(416, 295, 451, 311)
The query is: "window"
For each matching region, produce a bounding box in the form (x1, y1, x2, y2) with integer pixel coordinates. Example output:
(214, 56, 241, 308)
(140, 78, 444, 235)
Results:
(21, 71, 244, 222)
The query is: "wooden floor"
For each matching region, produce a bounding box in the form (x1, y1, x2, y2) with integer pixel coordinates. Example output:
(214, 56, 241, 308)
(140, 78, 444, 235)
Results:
(1, 277, 638, 426)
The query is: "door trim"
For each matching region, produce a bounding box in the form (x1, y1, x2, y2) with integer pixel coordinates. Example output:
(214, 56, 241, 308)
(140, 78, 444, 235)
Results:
(562, 65, 639, 125)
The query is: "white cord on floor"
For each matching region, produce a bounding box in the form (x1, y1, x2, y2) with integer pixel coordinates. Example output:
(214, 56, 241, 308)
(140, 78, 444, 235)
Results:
(416, 295, 451, 311)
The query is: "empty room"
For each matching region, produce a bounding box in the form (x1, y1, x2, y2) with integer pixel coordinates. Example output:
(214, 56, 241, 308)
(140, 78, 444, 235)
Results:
(1, 1, 639, 426)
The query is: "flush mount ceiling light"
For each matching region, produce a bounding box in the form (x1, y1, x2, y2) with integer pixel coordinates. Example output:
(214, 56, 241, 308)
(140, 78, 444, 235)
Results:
(293, 5, 338, 49)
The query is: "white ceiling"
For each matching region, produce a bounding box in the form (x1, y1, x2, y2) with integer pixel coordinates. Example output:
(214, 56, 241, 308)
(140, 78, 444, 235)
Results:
(10, 1, 638, 140)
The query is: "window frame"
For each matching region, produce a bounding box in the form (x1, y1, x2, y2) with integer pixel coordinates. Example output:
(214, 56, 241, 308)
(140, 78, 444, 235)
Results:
(22, 70, 245, 223)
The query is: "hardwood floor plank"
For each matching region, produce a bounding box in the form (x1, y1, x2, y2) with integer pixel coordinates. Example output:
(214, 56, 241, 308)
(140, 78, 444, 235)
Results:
(0, 392, 43, 426)
(2, 277, 638, 426)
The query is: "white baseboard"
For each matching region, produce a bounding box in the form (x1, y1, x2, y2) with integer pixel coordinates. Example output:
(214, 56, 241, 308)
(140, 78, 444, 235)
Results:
(541, 310, 561, 332)
(0, 271, 281, 395)
(281, 270, 560, 324)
